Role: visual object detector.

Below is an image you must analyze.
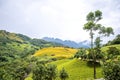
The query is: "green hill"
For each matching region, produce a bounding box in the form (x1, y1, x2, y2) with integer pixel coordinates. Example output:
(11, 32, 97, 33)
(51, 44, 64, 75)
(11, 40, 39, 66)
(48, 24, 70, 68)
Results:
(101, 44, 120, 52)
(25, 58, 102, 80)
(0, 30, 64, 62)
(49, 59, 102, 80)
(0, 30, 64, 48)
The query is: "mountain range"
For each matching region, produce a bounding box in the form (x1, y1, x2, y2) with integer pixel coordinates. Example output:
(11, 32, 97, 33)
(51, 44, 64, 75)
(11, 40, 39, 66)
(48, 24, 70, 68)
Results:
(43, 37, 90, 48)
(0, 30, 90, 49)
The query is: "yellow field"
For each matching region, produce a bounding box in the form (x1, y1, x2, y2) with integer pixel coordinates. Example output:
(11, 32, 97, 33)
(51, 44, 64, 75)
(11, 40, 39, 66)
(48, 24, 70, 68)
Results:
(33, 47, 78, 58)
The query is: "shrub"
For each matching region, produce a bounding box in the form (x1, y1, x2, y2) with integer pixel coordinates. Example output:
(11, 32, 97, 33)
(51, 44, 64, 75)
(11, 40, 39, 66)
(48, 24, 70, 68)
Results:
(103, 61, 120, 80)
(33, 63, 57, 80)
(59, 68, 69, 80)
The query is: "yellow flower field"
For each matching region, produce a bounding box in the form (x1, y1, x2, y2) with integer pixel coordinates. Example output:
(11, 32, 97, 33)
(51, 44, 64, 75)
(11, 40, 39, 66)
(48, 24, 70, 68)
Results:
(33, 47, 78, 58)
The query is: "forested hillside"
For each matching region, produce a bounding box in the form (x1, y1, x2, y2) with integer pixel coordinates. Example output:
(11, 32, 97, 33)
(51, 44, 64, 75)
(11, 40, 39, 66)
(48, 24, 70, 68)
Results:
(0, 30, 65, 80)
(1, 30, 120, 80)
(0, 30, 65, 61)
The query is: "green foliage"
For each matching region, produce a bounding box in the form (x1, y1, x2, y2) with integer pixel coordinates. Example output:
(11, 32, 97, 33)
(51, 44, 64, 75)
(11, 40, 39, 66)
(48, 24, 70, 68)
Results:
(74, 48, 104, 63)
(45, 64, 57, 80)
(112, 34, 120, 44)
(94, 37, 104, 61)
(0, 59, 31, 80)
(74, 49, 87, 60)
(105, 27, 114, 36)
(59, 68, 69, 80)
(103, 61, 120, 80)
(86, 10, 102, 22)
(33, 63, 46, 80)
(33, 62, 57, 80)
(0, 30, 65, 65)
(83, 10, 114, 79)
(102, 45, 120, 80)
(107, 47, 120, 60)
(84, 10, 102, 32)
(105, 34, 120, 45)
(29, 38, 63, 48)
(101, 44, 120, 52)
(0, 30, 64, 50)
(17, 33, 31, 41)
(87, 49, 104, 62)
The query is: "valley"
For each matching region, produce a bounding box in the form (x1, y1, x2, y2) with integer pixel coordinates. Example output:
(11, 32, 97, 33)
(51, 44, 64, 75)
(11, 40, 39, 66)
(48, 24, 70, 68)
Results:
(0, 9, 120, 80)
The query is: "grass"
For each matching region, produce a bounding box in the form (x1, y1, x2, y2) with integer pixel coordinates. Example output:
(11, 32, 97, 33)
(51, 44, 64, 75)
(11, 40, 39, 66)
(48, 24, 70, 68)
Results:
(50, 59, 103, 80)
(25, 59, 103, 80)
(101, 44, 120, 52)
(33, 47, 78, 58)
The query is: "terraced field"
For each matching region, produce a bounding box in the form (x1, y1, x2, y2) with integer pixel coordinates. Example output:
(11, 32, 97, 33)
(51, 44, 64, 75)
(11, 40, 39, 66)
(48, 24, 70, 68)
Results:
(33, 47, 78, 58)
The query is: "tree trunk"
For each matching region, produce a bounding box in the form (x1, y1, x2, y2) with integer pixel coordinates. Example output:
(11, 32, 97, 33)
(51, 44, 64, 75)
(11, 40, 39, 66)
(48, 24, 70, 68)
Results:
(90, 29, 96, 79)
(93, 56, 96, 79)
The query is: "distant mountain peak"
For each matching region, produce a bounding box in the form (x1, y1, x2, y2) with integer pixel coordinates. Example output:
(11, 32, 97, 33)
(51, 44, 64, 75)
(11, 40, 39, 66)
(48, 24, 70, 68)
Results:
(42, 37, 90, 48)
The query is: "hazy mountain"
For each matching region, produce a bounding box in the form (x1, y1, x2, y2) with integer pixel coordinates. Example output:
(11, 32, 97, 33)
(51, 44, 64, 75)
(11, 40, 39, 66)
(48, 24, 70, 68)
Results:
(43, 37, 90, 48)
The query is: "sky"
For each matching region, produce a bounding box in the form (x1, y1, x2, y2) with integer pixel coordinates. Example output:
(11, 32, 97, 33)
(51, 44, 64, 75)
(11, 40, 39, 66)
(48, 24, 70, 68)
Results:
(0, 0, 120, 43)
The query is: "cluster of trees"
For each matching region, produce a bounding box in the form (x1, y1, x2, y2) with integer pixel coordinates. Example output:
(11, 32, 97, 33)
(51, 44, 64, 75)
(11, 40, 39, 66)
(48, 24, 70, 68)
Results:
(0, 59, 31, 80)
(0, 41, 37, 62)
(105, 34, 120, 46)
(0, 57, 69, 80)
(74, 48, 104, 62)
(33, 61, 69, 80)
(29, 38, 64, 48)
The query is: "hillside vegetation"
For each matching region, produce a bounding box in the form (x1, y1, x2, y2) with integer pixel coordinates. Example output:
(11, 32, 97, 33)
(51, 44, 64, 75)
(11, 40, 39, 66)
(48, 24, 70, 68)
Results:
(0, 30, 66, 60)
(25, 44, 120, 80)
(101, 44, 120, 52)
(50, 59, 102, 80)
(1, 30, 120, 80)
(0, 30, 64, 48)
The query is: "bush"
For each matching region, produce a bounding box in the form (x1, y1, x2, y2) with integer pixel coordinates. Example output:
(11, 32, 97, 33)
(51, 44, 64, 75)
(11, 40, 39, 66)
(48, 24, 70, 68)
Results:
(107, 47, 120, 60)
(59, 68, 69, 80)
(103, 61, 120, 80)
(33, 63, 57, 80)
(74, 49, 87, 60)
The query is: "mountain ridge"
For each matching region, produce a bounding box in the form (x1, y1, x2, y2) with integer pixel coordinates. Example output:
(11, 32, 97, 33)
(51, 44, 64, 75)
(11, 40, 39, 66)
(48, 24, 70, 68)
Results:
(0, 30, 90, 48)
(0, 30, 64, 48)
(43, 37, 90, 48)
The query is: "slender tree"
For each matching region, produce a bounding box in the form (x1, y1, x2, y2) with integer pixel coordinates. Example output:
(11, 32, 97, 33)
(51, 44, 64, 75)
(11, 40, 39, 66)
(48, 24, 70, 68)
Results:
(83, 10, 114, 79)
(83, 10, 102, 79)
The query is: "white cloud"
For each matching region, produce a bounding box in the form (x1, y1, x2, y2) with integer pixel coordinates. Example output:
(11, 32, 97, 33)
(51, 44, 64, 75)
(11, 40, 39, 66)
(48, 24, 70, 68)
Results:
(0, 0, 120, 42)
